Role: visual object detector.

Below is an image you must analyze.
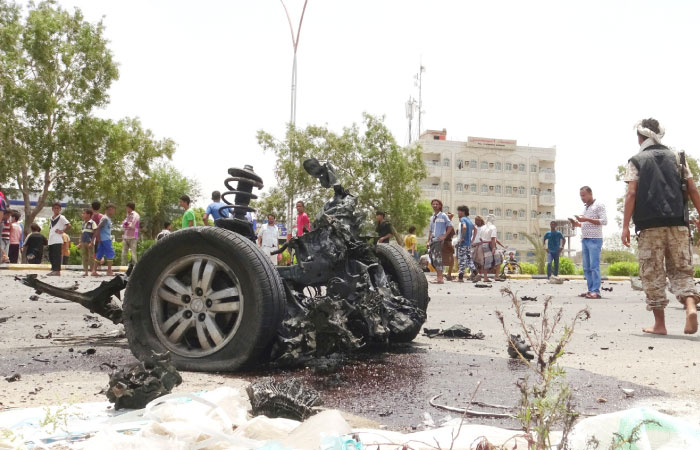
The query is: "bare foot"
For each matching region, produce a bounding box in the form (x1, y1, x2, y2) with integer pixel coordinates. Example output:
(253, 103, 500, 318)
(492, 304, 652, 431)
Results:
(684, 310, 698, 335)
(642, 325, 667, 335)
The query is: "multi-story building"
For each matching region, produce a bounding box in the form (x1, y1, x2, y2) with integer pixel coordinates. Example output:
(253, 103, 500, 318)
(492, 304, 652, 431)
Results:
(417, 129, 556, 260)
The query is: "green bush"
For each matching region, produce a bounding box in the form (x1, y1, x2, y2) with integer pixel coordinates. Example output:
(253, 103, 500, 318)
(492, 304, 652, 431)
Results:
(695, 266, 700, 278)
(519, 262, 538, 274)
(417, 243, 428, 256)
(602, 250, 637, 264)
(608, 261, 639, 276)
(575, 266, 584, 275)
(557, 257, 576, 275)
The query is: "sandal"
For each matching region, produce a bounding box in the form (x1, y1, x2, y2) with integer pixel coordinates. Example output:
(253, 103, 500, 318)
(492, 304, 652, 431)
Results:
(578, 292, 589, 298)
(585, 292, 602, 299)
(430, 280, 445, 284)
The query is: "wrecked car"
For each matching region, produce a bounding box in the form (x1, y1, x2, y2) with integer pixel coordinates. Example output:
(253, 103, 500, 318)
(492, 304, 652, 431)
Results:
(24, 159, 428, 371)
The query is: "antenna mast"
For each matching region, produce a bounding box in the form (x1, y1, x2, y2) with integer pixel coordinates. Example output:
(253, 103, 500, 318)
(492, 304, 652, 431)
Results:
(415, 63, 426, 137)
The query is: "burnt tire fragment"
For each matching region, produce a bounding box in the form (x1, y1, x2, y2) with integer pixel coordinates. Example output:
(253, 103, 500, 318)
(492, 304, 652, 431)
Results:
(376, 243, 429, 342)
(123, 226, 285, 372)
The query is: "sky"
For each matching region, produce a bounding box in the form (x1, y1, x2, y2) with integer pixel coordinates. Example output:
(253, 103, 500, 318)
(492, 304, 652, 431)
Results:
(46, 0, 700, 240)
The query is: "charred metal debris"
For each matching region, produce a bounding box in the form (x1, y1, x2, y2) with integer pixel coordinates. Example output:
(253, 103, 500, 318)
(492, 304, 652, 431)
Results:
(106, 352, 182, 410)
(16, 158, 428, 369)
(246, 377, 321, 421)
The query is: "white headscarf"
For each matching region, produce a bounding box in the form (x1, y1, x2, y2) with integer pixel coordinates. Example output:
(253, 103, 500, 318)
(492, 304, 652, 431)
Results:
(487, 214, 496, 224)
(635, 120, 665, 145)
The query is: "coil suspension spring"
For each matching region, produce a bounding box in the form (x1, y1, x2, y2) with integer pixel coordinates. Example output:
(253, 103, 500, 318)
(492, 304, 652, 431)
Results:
(219, 165, 264, 220)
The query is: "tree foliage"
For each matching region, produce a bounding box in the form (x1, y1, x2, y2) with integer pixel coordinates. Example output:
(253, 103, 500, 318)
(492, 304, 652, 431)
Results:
(256, 113, 430, 234)
(0, 1, 175, 230)
(524, 233, 546, 274)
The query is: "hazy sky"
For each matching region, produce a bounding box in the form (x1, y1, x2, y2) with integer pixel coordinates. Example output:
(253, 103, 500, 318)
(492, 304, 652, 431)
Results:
(49, 0, 700, 238)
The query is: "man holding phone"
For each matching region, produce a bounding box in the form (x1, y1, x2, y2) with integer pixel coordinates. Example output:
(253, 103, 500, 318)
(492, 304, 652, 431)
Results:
(570, 186, 607, 299)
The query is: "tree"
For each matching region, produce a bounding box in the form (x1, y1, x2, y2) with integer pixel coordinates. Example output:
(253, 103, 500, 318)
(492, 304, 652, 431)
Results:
(524, 233, 546, 274)
(257, 113, 431, 234)
(0, 1, 173, 230)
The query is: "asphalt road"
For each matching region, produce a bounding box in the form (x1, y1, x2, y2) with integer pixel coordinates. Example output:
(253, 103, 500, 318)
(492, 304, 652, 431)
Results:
(0, 270, 698, 431)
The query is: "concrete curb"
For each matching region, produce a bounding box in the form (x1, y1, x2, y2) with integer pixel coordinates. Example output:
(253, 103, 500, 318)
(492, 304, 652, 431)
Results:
(0, 263, 128, 273)
(506, 274, 633, 281)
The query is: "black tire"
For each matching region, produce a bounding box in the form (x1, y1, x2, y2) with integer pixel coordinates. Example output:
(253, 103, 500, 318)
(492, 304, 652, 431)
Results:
(376, 243, 429, 342)
(123, 227, 286, 372)
(500, 263, 522, 276)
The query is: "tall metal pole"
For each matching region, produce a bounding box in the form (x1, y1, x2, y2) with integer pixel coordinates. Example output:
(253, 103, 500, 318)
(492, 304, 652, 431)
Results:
(415, 64, 426, 137)
(280, 0, 308, 232)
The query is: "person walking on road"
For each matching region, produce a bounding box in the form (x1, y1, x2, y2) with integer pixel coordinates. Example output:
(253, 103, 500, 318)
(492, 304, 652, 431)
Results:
(427, 199, 452, 284)
(121, 202, 140, 265)
(203, 191, 229, 225)
(257, 214, 280, 266)
(622, 118, 700, 335)
(571, 186, 607, 299)
(543, 221, 565, 278)
(455, 205, 475, 282)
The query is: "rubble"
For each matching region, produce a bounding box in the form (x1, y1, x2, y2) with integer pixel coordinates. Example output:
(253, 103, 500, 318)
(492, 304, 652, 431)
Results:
(507, 334, 534, 360)
(423, 324, 485, 339)
(246, 377, 321, 421)
(106, 352, 182, 410)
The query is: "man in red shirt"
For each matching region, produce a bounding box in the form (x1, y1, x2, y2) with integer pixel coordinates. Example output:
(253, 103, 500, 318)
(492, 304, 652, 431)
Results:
(296, 201, 310, 237)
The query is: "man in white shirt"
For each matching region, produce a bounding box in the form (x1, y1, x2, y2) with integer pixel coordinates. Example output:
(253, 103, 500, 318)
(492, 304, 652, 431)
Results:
(257, 214, 280, 266)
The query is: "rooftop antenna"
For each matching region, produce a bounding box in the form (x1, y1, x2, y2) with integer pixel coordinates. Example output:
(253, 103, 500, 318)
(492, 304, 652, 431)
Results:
(405, 96, 416, 144)
(414, 62, 426, 136)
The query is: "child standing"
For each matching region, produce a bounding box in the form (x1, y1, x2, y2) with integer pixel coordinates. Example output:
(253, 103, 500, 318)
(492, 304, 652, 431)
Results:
(1, 210, 10, 263)
(78, 209, 96, 276)
(48, 202, 71, 276)
(8, 210, 22, 263)
(23, 223, 47, 264)
(93, 204, 115, 276)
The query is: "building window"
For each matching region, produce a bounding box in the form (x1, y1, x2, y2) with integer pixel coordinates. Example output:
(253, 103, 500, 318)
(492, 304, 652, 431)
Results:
(495, 185, 502, 193)
(489, 209, 494, 215)
(520, 233, 526, 241)
(456, 183, 463, 192)
(506, 232, 512, 241)
(545, 211, 552, 218)
(531, 187, 538, 195)
(489, 163, 494, 169)
(512, 186, 519, 196)
(469, 160, 477, 169)
(505, 186, 512, 194)
(495, 162, 502, 170)
(519, 209, 525, 218)
(481, 208, 488, 216)
(531, 210, 537, 218)
(481, 184, 488, 193)
(512, 162, 519, 170)
(443, 182, 450, 190)
(489, 185, 494, 191)
(443, 158, 450, 167)
(456, 159, 464, 169)
(518, 163, 525, 171)
(506, 209, 512, 218)
(531, 164, 537, 172)
(480, 161, 488, 170)
(505, 162, 512, 170)
(495, 208, 502, 217)
(470, 183, 477, 193)
(519, 186, 525, 195)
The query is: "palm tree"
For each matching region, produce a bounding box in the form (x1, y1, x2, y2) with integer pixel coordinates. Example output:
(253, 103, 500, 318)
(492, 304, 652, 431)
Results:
(524, 233, 546, 275)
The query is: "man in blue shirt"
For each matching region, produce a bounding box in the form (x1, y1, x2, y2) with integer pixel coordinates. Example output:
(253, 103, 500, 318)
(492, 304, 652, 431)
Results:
(203, 191, 230, 225)
(427, 199, 453, 284)
(543, 221, 566, 278)
(456, 205, 475, 282)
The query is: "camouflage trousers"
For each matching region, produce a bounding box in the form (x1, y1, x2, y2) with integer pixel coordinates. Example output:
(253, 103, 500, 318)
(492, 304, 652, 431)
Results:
(638, 226, 700, 311)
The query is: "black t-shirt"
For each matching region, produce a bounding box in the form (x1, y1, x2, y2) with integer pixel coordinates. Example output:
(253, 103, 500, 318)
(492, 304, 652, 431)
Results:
(25, 233, 48, 262)
(376, 221, 393, 241)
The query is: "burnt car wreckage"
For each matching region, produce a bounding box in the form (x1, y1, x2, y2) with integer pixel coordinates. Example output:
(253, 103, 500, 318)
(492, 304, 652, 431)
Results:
(22, 159, 429, 371)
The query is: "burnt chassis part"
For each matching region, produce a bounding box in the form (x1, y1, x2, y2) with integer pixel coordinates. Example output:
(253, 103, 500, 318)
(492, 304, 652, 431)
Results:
(19, 160, 428, 372)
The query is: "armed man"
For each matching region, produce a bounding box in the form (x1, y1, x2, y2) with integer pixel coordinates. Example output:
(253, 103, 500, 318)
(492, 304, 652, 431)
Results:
(622, 118, 700, 335)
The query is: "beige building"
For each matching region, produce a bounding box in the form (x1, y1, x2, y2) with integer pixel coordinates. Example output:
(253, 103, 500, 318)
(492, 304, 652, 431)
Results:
(417, 129, 556, 260)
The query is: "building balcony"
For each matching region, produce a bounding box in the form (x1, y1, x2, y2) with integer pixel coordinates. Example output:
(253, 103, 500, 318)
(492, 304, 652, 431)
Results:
(539, 194, 555, 206)
(539, 172, 556, 184)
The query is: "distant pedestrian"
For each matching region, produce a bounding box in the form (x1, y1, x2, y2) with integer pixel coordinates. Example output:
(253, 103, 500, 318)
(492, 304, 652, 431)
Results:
(427, 199, 453, 284)
(1, 210, 11, 263)
(404, 226, 418, 261)
(91, 201, 103, 226)
(375, 211, 393, 243)
(156, 221, 171, 241)
(571, 186, 607, 298)
(543, 221, 565, 278)
(455, 205, 475, 282)
(61, 231, 70, 265)
(473, 214, 503, 283)
(8, 210, 22, 264)
(203, 191, 229, 225)
(22, 224, 47, 264)
(179, 195, 196, 228)
(47, 202, 71, 276)
(78, 209, 96, 276)
(442, 212, 456, 281)
(93, 204, 115, 276)
(121, 202, 140, 265)
(257, 214, 280, 266)
(622, 118, 699, 335)
(296, 201, 310, 237)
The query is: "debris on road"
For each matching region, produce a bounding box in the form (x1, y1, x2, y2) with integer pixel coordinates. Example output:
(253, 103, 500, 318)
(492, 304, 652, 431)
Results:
(620, 387, 635, 398)
(429, 394, 515, 419)
(106, 352, 182, 410)
(34, 331, 52, 339)
(474, 283, 492, 288)
(246, 377, 321, 421)
(507, 334, 534, 360)
(601, 286, 613, 292)
(525, 312, 541, 317)
(521, 295, 538, 302)
(423, 325, 485, 339)
(0, 315, 13, 324)
(29, 295, 39, 301)
(5, 373, 21, 382)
